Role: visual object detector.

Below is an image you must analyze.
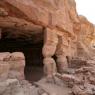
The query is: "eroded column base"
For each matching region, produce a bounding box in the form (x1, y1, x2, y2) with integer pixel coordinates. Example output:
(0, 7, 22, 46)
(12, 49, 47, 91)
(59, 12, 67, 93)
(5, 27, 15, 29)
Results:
(57, 55, 68, 73)
(42, 28, 58, 78)
(43, 57, 57, 78)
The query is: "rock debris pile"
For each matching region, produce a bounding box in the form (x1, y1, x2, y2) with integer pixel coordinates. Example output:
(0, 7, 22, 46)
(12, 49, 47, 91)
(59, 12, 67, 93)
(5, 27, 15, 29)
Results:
(1, 54, 95, 95)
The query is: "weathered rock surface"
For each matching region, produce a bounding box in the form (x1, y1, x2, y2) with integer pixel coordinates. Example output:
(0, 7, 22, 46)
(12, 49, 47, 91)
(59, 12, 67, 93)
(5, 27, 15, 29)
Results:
(0, 57, 95, 95)
(77, 16, 95, 59)
(0, 52, 25, 80)
(0, 0, 95, 95)
(0, 0, 79, 35)
(0, 78, 39, 95)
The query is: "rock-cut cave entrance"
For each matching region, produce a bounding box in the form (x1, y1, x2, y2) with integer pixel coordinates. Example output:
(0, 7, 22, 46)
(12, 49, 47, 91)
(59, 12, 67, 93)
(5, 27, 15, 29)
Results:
(0, 28, 44, 82)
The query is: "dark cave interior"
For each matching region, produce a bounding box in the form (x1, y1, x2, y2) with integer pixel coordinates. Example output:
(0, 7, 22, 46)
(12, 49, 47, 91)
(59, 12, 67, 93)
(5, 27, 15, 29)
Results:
(0, 29, 44, 82)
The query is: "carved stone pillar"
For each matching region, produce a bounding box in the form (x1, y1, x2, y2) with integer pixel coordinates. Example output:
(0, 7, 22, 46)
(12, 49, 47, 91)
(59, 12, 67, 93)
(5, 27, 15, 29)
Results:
(56, 55, 68, 73)
(43, 57, 56, 78)
(55, 36, 68, 73)
(42, 28, 58, 78)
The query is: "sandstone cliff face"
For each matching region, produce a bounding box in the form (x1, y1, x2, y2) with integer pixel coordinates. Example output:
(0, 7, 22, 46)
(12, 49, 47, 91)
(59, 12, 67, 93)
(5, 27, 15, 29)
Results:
(0, 0, 79, 34)
(0, 0, 94, 60)
(0, 0, 95, 81)
(1, 1, 95, 95)
(0, 0, 79, 59)
(77, 16, 95, 59)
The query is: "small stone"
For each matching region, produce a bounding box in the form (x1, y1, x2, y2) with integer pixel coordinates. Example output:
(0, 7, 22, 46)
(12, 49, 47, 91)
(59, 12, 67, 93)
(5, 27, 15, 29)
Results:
(41, 93, 48, 95)
(50, 93, 57, 95)
(61, 74, 81, 83)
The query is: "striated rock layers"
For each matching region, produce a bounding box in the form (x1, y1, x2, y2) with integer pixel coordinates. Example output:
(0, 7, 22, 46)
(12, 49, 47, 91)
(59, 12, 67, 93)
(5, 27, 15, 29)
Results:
(0, 1, 95, 95)
(0, 52, 25, 81)
(0, 0, 80, 77)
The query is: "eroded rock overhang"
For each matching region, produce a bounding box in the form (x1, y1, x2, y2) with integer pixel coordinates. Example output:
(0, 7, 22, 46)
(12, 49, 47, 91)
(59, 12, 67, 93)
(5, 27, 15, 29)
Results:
(0, 0, 80, 38)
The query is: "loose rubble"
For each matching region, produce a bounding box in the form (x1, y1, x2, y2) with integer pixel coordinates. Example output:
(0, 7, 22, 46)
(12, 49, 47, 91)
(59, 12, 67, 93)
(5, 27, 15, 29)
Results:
(34, 58, 95, 95)
(0, 52, 95, 95)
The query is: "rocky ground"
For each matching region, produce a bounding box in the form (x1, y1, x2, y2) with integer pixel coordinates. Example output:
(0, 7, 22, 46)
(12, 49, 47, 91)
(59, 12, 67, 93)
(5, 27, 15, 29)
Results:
(34, 57, 95, 95)
(0, 52, 95, 95)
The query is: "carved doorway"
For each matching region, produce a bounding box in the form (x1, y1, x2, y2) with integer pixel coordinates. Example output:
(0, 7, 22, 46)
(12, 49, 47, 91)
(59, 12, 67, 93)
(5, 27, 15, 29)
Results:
(0, 28, 44, 82)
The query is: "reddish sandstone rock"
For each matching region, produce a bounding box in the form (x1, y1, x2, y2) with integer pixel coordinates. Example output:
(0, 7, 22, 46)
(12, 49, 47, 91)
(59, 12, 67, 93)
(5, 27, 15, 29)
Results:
(10, 52, 25, 61)
(0, 53, 11, 80)
(0, 52, 11, 61)
(77, 16, 95, 59)
(9, 52, 25, 80)
(1, 0, 79, 33)
(0, 7, 8, 16)
(0, 62, 10, 80)
(0, 52, 25, 80)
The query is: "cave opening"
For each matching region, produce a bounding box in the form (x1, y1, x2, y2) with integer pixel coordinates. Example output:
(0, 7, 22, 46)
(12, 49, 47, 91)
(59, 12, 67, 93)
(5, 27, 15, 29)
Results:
(0, 28, 44, 82)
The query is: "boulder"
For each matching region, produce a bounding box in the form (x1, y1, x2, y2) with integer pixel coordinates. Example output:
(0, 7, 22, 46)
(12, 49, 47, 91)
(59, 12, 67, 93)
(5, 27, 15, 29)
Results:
(9, 52, 25, 80)
(10, 52, 25, 61)
(0, 52, 11, 61)
(0, 62, 10, 81)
